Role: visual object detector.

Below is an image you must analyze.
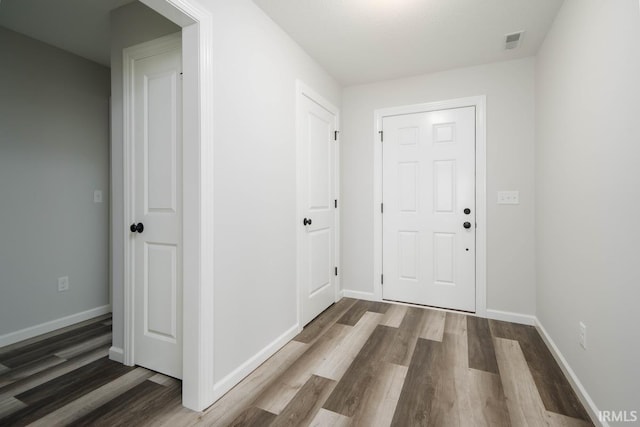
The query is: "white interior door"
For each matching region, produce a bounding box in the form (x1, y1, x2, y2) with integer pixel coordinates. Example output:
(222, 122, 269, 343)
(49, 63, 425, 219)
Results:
(130, 39, 183, 378)
(298, 92, 338, 326)
(382, 107, 476, 312)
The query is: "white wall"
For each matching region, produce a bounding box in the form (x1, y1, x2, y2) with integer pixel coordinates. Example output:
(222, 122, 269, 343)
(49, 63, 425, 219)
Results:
(208, 0, 341, 382)
(341, 58, 536, 316)
(0, 27, 110, 336)
(109, 2, 180, 353)
(536, 0, 640, 420)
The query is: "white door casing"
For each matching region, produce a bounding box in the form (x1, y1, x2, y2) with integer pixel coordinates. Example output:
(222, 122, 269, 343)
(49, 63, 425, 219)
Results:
(373, 96, 487, 316)
(297, 82, 340, 327)
(382, 107, 476, 312)
(125, 34, 183, 379)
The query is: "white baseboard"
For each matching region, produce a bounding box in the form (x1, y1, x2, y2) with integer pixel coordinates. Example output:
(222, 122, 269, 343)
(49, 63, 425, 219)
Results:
(109, 346, 124, 363)
(535, 319, 604, 427)
(342, 289, 376, 301)
(212, 323, 299, 402)
(485, 309, 536, 326)
(0, 305, 112, 347)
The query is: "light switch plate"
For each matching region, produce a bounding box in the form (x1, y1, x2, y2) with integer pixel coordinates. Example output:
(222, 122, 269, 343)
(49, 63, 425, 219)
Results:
(497, 191, 519, 205)
(94, 190, 103, 203)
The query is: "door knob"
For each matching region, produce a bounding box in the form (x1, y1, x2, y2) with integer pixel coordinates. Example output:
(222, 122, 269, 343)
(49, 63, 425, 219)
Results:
(303, 218, 312, 226)
(463, 222, 471, 229)
(130, 223, 144, 233)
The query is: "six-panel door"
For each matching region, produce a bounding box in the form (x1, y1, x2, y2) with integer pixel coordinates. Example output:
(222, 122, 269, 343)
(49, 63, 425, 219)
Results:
(382, 107, 476, 312)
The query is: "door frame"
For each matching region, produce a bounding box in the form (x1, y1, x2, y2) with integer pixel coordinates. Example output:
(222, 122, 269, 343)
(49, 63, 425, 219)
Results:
(122, 0, 215, 411)
(373, 96, 487, 316)
(295, 80, 341, 330)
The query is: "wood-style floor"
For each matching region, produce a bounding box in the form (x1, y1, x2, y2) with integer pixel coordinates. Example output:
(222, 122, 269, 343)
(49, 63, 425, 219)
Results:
(0, 299, 594, 426)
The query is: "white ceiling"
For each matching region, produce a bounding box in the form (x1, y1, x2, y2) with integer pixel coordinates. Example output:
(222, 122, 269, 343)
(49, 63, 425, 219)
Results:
(253, 0, 564, 85)
(0, 0, 135, 67)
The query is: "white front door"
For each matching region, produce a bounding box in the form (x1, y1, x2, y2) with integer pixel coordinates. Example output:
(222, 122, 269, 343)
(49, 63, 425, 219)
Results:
(382, 107, 476, 312)
(298, 91, 338, 326)
(130, 38, 183, 378)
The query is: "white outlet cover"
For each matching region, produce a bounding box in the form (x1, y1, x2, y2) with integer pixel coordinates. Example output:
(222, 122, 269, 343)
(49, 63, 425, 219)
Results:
(497, 191, 519, 205)
(94, 190, 103, 203)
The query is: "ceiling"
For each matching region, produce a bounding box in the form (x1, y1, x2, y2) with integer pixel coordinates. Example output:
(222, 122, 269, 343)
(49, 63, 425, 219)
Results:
(0, 0, 135, 67)
(253, 0, 564, 85)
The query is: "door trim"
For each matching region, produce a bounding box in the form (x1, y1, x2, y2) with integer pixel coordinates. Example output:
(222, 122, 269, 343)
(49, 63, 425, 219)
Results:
(295, 81, 341, 331)
(122, 0, 215, 411)
(373, 96, 487, 317)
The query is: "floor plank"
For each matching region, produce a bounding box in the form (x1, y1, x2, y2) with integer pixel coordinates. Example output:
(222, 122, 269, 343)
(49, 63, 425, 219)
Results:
(337, 300, 372, 326)
(350, 362, 408, 427)
(0, 315, 110, 358)
(293, 298, 357, 344)
(384, 307, 424, 366)
(493, 337, 550, 427)
(67, 380, 180, 427)
(200, 340, 308, 427)
(228, 406, 277, 427)
(3, 357, 133, 426)
(29, 367, 153, 427)
(390, 338, 441, 426)
(0, 323, 111, 369)
(490, 320, 590, 421)
(0, 355, 66, 388)
(270, 375, 336, 427)
(419, 309, 446, 342)
(467, 316, 499, 374)
(323, 325, 397, 417)
(0, 397, 27, 419)
(253, 323, 349, 414)
(309, 408, 350, 427)
(379, 304, 407, 328)
(0, 345, 109, 402)
(313, 312, 382, 380)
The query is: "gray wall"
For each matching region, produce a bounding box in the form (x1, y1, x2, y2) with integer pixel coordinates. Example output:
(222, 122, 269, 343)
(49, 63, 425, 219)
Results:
(0, 27, 110, 335)
(109, 2, 180, 352)
(536, 0, 640, 421)
(341, 58, 536, 316)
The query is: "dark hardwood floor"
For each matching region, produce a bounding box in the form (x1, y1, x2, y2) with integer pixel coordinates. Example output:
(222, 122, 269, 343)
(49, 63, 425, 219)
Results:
(0, 299, 594, 426)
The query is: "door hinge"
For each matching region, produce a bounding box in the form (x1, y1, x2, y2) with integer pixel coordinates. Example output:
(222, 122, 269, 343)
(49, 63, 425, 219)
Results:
(334, 130, 339, 141)
(335, 266, 338, 276)
(379, 130, 383, 142)
(334, 199, 338, 208)
(381, 274, 384, 285)
(381, 203, 384, 213)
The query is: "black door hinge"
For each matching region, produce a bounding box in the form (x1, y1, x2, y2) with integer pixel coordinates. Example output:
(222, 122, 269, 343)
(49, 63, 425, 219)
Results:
(334, 199, 338, 208)
(334, 130, 339, 141)
(335, 267, 338, 276)
(381, 274, 384, 285)
(381, 203, 384, 213)
(379, 130, 383, 142)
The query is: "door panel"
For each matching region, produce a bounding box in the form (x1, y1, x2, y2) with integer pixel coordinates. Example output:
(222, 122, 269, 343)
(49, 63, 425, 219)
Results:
(382, 107, 475, 312)
(299, 93, 337, 326)
(132, 42, 183, 378)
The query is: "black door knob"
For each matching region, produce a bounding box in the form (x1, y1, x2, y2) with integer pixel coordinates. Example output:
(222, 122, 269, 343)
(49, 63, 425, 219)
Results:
(464, 208, 471, 215)
(303, 218, 312, 226)
(463, 222, 471, 229)
(130, 223, 144, 233)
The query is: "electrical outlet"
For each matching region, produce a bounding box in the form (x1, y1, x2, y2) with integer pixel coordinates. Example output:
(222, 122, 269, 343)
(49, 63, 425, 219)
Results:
(579, 321, 587, 349)
(94, 190, 103, 203)
(58, 276, 69, 292)
(497, 191, 520, 205)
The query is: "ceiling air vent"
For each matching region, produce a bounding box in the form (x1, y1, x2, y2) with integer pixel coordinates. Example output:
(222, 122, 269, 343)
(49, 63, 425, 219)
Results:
(504, 31, 524, 50)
